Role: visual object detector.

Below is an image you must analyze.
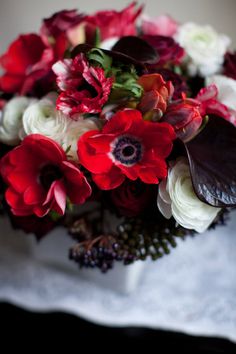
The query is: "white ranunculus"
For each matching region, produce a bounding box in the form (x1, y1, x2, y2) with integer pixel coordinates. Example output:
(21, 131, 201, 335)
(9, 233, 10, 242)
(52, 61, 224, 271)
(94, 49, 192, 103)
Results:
(0, 97, 33, 145)
(157, 158, 221, 233)
(175, 23, 230, 77)
(62, 118, 98, 161)
(22, 95, 69, 144)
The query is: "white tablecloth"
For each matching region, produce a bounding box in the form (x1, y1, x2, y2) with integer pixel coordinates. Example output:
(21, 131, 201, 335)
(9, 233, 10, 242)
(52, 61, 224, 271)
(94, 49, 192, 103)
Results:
(0, 212, 235, 341)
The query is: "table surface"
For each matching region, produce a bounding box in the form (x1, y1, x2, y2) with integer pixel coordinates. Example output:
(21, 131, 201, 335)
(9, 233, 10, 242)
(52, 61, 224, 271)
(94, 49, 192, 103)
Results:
(0, 212, 235, 342)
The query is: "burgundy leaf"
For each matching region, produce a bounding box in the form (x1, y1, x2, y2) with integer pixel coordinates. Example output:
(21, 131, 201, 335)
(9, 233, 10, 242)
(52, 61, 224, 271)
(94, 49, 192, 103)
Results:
(112, 36, 158, 64)
(71, 43, 146, 69)
(185, 116, 236, 207)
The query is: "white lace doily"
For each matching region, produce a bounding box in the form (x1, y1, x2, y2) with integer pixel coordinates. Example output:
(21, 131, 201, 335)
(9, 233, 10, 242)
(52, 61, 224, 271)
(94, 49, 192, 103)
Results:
(0, 211, 235, 341)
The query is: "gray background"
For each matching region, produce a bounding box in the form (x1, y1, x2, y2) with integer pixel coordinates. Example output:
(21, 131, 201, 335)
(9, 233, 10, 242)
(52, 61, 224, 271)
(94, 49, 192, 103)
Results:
(0, 0, 236, 52)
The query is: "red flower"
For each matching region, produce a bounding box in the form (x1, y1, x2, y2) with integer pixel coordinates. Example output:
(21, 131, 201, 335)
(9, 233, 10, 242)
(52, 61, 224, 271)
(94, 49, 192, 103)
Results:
(41, 9, 84, 40)
(53, 53, 113, 117)
(0, 34, 55, 95)
(150, 68, 188, 100)
(162, 98, 202, 142)
(223, 51, 236, 80)
(40, 9, 85, 51)
(138, 74, 174, 120)
(196, 84, 231, 120)
(0, 134, 91, 217)
(85, 2, 142, 42)
(111, 179, 155, 217)
(142, 35, 184, 66)
(78, 109, 175, 190)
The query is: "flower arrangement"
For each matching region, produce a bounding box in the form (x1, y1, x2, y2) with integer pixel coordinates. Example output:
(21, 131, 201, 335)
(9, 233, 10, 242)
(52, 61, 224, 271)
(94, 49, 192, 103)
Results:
(0, 3, 236, 272)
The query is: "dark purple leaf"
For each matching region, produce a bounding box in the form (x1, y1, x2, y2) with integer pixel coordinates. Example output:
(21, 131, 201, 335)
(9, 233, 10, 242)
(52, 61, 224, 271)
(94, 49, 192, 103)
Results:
(185, 116, 236, 207)
(112, 36, 158, 64)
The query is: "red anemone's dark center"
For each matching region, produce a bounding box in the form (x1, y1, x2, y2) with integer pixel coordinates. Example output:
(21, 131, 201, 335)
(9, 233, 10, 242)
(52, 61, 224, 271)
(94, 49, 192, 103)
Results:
(39, 165, 63, 190)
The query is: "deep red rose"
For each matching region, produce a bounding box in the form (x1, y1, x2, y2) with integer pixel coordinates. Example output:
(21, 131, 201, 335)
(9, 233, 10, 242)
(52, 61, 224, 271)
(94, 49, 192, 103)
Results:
(223, 51, 236, 80)
(150, 68, 188, 100)
(9, 214, 56, 240)
(162, 98, 202, 142)
(41, 9, 84, 40)
(142, 35, 184, 66)
(111, 179, 155, 217)
(196, 84, 231, 121)
(40, 9, 85, 51)
(78, 109, 176, 190)
(0, 134, 91, 217)
(138, 74, 174, 120)
(53, 53, 113, 117)
(0, 34, 56, 95)
(85, 2, 142, 42)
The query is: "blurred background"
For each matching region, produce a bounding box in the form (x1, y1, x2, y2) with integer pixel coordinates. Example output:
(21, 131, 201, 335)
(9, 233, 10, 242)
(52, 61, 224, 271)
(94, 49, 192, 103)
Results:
(0, 0, 236, 52)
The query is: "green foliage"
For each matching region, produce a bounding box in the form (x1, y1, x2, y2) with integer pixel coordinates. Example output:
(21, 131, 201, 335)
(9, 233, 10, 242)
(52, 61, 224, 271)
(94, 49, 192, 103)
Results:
(87, 48, 112, 74)
(110, 65, 143, 101)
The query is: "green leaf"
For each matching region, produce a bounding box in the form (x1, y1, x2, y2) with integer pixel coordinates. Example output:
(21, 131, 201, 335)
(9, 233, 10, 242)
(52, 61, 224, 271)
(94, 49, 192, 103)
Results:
(87, 48, 112, 73)
(66, 198, 74, 212)
(110, 65, 143, 100)
(94, 27, 101, 47)
(65, 145, 71, 155)
(49, 210, 62, 222)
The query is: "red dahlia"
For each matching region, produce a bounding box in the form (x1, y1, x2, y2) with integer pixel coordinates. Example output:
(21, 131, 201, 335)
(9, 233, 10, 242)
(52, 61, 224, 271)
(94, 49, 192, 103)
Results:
(0, 134, 91, 217)
(77, 109, 176, 190)
(53, 53, 113, 117)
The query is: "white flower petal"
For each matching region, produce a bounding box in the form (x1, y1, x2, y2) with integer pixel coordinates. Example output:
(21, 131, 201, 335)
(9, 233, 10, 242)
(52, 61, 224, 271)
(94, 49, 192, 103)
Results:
(175, 23, 230, 77)
(0, 96, 33, 145)
(157, 157, 221, 233)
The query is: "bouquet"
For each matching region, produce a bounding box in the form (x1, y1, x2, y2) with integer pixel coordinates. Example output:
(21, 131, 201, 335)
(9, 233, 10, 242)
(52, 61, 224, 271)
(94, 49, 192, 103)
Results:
(0, 2, 235, 273)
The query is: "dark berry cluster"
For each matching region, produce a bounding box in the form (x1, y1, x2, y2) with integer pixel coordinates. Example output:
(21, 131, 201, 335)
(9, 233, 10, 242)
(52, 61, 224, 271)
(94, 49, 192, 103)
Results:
(68, 216, 193, 272)
(69, 235, 132, 272)
(68, 210, 229, 272)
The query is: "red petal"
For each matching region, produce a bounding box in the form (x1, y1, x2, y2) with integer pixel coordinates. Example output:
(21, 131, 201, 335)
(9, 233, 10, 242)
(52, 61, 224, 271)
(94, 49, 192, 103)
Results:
(23, 184, 45, 205)
(86, 133, 115, 153)
(52, 180, 67, 215)
(7, 168, 38, 193)
(23, 134, 66, 163)
(60, 161, 92, 204)
(6, 187, 32, 214)
(196, 84, 218, 102)
(78, 130, 113, 174)
(138, 168, 160, 184)
(33, 205, 50, 218)
(102, 110, 142, 134)
(92, 166, 125, 190)
(0, 34, 46, 74)
(0, 73, 24, 93)
(43, 180, 66, 215)
(118, 164, 139, 180)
